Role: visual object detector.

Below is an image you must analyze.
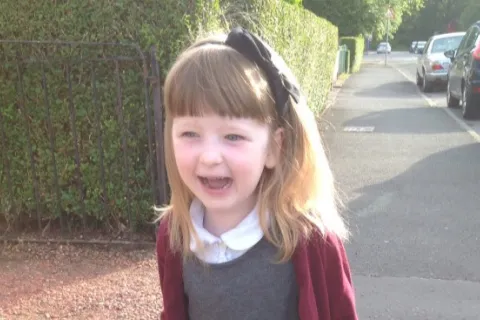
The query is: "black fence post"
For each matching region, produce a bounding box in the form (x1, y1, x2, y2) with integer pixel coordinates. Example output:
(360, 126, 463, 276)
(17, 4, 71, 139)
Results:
(150, 47, 168, 207)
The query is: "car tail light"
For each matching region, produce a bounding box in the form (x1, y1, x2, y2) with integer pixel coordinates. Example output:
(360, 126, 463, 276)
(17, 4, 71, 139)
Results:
(474, 43, 480, 60)
(431, 63, 443, 70)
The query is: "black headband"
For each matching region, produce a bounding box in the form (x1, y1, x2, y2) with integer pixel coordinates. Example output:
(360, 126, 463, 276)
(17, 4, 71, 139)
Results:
(224, 27, 301, 117)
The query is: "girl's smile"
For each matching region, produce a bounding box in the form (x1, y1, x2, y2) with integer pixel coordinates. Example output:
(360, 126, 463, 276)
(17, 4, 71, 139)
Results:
(198, 176, 233, 195)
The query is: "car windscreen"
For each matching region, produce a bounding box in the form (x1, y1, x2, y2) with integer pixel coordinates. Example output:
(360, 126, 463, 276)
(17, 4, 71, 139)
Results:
(430, 36, 464, 53)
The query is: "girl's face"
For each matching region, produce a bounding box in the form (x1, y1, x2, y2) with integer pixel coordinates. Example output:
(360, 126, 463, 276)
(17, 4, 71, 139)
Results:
(172, 113, 281, 218)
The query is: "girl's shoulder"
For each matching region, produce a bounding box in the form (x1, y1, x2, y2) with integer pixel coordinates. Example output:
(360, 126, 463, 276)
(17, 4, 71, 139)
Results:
(156, 217, 170, 238)
(155, 218, 173, 258)
(299, 226, 350, 266)
(295, 226, 357, 319)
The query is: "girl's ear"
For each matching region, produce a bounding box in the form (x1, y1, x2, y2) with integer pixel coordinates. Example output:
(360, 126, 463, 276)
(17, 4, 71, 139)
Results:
(265, 127, 284, 169)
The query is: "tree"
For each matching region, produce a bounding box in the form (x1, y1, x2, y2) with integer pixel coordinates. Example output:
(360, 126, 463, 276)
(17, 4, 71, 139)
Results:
(459, 0, 480, 29)
(283, 0, 303, 6)
(303, 0, 365, 36)
(394, 0, 475, 47)
(364, 0, 424, 40)
(303, 0, 424, 39)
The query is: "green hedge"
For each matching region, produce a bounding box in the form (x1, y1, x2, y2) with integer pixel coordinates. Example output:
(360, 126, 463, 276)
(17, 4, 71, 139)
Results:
(251, 0, 338, 114)
(0, 0, 222, 233)
(197, 0, 338, 112)
(0, 0, 337, 233)
(340, 36, 365, 73)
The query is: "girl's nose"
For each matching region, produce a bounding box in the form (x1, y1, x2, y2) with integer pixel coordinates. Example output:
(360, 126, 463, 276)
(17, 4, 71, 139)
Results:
(199, 148, 223, 166)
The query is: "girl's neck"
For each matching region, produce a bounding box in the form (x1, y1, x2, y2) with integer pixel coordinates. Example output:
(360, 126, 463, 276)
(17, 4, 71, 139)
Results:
(203, 199, 257, 237)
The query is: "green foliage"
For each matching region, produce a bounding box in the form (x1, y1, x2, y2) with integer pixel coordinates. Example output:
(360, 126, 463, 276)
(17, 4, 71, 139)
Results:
(0, 0, 224, 80)
(235, 0, 338, 114)
(303, 0, 365, 37)
(340, 36, 364, 73)
(395, 0, 478, 47)
(0, 0, 223, 232)
(365, 0, 424, 40)
(0, 0, 338, 233)
(303, 0, 425, 40)
(459, 0, 480, 29)
(283, 0, 303, 5)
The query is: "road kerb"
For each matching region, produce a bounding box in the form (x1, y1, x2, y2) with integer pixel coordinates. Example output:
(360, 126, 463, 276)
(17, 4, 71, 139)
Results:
(392, 66, 480, 143)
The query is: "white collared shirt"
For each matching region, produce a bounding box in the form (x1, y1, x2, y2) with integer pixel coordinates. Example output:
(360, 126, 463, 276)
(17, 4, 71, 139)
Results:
(189, 198, 264, 264)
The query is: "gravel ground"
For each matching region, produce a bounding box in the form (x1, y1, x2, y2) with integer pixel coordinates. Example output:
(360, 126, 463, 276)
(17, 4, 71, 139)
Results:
(0, 241, 162, 320)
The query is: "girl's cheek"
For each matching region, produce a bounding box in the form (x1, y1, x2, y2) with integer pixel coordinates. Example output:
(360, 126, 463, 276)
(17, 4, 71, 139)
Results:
(223, 146, 243, 159)
(174, 140, 201, 163)
(225, 141, 253, 156)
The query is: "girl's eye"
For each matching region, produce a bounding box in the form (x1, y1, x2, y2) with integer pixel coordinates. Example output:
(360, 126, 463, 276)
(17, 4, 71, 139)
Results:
(225, 134, 244, 141)
(181, 131, 198, 138)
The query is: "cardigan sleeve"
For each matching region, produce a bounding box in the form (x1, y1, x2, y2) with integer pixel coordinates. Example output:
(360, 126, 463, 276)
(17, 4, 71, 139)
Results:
(156, 220, 188, 320)
(322, 233, 358, 320)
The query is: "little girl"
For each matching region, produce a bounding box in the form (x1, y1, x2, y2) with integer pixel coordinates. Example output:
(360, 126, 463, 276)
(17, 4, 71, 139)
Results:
(156, 27, 358, 320)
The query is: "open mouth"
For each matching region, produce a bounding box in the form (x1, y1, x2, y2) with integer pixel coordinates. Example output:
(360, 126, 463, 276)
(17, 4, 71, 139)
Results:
(198, 176, 232, 190)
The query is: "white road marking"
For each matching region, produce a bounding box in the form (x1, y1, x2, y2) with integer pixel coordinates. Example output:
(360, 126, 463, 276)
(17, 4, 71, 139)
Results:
(392, 66, 480, 143)
(343, 126, 376, 132)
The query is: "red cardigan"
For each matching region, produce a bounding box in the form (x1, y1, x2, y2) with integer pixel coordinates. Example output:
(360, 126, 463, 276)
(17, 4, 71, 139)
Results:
(156, 220, 358, 320)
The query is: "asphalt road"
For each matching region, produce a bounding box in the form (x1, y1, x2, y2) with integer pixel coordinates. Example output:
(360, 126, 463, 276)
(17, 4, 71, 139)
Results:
(321, 51, 480, 319)
(382, 51, 480, 137)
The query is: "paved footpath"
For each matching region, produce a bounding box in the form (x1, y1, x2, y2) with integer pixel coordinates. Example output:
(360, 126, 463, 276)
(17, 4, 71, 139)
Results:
(321, 61, 480, 319)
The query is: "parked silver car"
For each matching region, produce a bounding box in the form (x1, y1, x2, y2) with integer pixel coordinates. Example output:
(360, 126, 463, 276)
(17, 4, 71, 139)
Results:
(416, 32, 466, 92)
(409, 41, 418, 53)
(376, 42, 391, 54)
(414, 41, 427, 54)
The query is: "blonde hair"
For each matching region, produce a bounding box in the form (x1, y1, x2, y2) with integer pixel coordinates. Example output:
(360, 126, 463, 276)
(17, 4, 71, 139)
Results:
(157, 32, 349, 262)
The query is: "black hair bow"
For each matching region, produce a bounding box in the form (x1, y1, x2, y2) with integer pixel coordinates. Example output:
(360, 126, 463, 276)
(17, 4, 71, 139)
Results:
(225, 27, 301, 117)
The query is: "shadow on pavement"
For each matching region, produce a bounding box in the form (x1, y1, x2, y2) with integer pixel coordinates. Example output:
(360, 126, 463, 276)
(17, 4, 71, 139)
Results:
(354, 81, 420, 98)
(343, 142, 480, 281)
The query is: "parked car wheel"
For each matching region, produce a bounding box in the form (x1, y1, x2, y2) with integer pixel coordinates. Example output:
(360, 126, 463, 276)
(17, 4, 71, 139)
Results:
(421, 70, 432, 92)
(446, 82, 459, 108)
(416, 71, 422, 86)
(462, 85, 478, 119)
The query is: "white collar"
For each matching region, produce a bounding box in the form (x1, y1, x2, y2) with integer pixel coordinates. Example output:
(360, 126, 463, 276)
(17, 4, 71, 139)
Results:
(189, 198, 264, 252)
